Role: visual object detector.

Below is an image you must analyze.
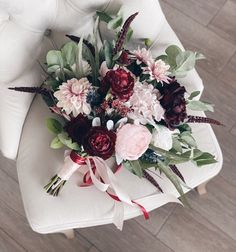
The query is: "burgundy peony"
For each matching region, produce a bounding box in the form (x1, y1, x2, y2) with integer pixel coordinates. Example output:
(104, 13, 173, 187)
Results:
(65, 114, 91, 144)
(160, 79, 187, 129)
(83, 126, 116, 159)
(101, 68, 135, 101)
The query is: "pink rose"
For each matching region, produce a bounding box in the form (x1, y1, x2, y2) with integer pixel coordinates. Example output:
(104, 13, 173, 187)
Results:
(115, 124, 152, 161)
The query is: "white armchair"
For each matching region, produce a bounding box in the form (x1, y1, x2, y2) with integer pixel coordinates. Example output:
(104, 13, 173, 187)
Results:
(0, 0, 222, 237)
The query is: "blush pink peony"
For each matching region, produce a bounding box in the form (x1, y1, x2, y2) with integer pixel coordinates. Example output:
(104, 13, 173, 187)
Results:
(115, 123, 152, 161)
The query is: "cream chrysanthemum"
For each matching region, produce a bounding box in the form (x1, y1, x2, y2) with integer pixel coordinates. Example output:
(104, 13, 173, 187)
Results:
(127, 82, 165, 125)
(54, 78, 91, 117)
(143, 59, 171, 83)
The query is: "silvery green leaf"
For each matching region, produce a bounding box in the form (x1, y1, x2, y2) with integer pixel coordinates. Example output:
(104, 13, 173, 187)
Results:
(46, 50, 63, 67)
(126, 28, 133, 42)
(61, 41, 77, 66)
(104, 40, 113, 68)
(193, 152, 217, 166)
(47, 65, 60, 73)
(130, 160, 143, 178)
(144, 38, 152, 47)
(57, 132, 80, 151)
(176, 51, 196, 72)
(187, 100, 214, 112)
(50, 136, 64, 149)
(46, 118, 63, 134)
(165, 45, 182, 69)
(188, 91, 200, 100)
(107, 15, 123, 30)
(180, 132, 197, 148)
(96, 11, 112, 23)
(172, 137, 183, 153)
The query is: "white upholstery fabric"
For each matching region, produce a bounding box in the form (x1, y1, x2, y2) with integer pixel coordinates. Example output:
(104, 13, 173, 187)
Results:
(0, 0, 222, 233)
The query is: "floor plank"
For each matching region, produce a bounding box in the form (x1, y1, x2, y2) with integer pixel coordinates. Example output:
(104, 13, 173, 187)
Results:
(209, 0, 236, 44)
(0, 228, 25, 252)
(79, 220, 173, 252)
(0, 154, 18, 182)
(159, 1, 236, 75)
(188, 176, 236, 241)
(0, 200, 92, 252)
(162, 0, 226, 26)
(157, 206, 236, 252)
(135, 203, 176, 235)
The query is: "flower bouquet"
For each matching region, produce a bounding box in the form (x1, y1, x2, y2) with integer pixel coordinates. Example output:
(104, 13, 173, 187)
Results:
(10, 11, 221, 229)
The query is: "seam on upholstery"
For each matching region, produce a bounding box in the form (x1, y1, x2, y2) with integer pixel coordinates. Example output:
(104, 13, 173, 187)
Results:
(101, 0, 113, 12)
(10, 18, 44, 33)
(65, 0, 86, 14)
(49, 0, 59, 30)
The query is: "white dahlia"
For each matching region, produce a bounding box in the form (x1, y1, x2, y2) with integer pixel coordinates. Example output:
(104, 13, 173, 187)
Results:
(54, 78, 91, 117)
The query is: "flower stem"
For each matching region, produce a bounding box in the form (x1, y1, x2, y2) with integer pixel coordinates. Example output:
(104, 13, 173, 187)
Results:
(44, 175, 67, 196)
(143, 169, 163, 193)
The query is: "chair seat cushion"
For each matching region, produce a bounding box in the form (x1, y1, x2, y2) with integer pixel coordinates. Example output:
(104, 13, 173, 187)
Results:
(17, 95, 222, 234)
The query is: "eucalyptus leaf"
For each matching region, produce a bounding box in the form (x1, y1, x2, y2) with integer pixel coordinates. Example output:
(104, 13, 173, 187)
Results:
(176, 51, 196, 72)
(50, 136, 64, 149)
(188, 91, 200, 100)
(187, 100, 214, 112)
(96, 11, 112, 23)
(61, 42, 77, 66)
(165, 45, 182, 69)
(46, 118, 63, 134)
(46, 50, 63, 67)
(193, 152, 217, 166)
(195, 52, 206, 60)
(172, 137, 183, 153)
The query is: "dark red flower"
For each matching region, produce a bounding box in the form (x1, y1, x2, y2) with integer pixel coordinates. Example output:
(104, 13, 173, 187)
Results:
(118, 50, 132, 65)
(160, 80, 187, 129)
(101, 68, 135, 101)
(83, 127, 116, 159)
(65, 114, 91, 144)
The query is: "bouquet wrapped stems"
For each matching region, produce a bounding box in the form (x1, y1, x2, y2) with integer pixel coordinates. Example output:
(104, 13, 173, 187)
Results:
(44, 175, 66, 196)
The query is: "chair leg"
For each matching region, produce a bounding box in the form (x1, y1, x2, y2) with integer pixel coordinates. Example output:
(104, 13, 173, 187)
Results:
(196, 181, 208, 195)
(60, 229, 75, 239)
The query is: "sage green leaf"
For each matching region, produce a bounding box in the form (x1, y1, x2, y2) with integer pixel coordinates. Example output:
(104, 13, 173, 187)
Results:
(187, 100, 214, 112)
(50, 136, 64, 149)
(144, 38, 152, 47)
(165, 45, 182, 69)
(96, 11, 112, 23)
(47, 65, 60, 74)
(177, 123, 192, 133)
(130, 160, 143, 178)
(76, 36, 85, 78)
(176, 51, 196, 72)
(57, 132, 80, 151)
(188, 91, 200, 100)
(108, 15, 123, 30)
(104, 40, 113, 69)
(123, 161, 133, 173)
(46, 118, 63, 134)
(126, 28, 133, 42)
(193, 149, 203, 159)
(193, 152, 217, 166)
(46, 50, 63, 67)
(61, 41, 77, 66)
(180, 132, 197, 148)
(113, 51, 122, 61)
(181, 150, 192, 159)
(150, 144, 190, 163)
(172, 137, 183, 153)
(157, 160, 189, 206)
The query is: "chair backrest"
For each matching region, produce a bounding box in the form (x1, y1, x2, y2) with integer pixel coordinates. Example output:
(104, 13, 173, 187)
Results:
(0, 0, 165, 159)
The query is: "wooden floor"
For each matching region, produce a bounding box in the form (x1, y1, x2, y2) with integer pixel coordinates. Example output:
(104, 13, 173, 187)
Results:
(1, 0, 236, 251)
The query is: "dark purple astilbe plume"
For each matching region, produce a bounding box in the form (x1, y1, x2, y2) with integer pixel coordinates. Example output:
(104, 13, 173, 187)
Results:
(187, 115, 223, 126)
(113, 12, 138, 55)
(8, 86, 52, 98)
(143, 170, 163, 193)
(169, 165, 185, 183)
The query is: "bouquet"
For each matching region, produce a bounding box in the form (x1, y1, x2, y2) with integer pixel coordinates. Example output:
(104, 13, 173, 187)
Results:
(10, 11, 221, 229)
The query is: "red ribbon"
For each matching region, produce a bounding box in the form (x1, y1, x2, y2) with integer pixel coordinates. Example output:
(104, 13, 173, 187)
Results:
(70, 151, 149, 220)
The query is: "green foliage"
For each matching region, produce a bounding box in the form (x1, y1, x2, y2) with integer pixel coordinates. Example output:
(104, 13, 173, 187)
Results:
(50, 136, 64, 149)
(193, 151, 217, 166)
(107, 15, 123, 30)
(158, 45, 205, 78)
(188, 91, 201, 100)
(104, 40, 114, 68)
(57, 132, 80, 150)
(129, 160, 143, 177)
(46, 118, 63, 134)
(61, 41, 77, 66)
(187, 100, 214, 112)
(179, 131, 197, 148)
(96, 11, 112, 23)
